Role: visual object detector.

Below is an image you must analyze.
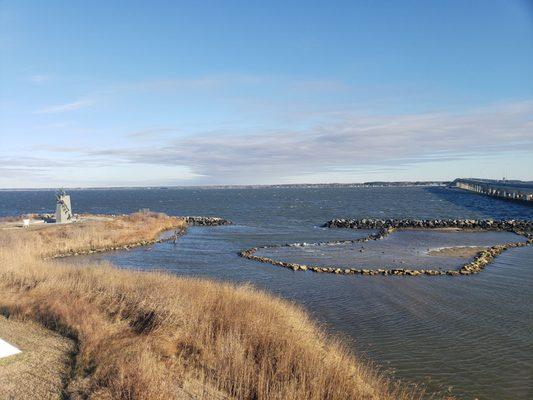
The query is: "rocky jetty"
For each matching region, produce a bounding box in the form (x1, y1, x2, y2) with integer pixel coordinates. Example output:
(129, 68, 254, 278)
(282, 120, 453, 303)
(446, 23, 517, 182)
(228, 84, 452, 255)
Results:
(49, 236, 171, 259)
(323, 218, 533, 233)
(239, 218, 532, 277)
(183, 216, 232, 226)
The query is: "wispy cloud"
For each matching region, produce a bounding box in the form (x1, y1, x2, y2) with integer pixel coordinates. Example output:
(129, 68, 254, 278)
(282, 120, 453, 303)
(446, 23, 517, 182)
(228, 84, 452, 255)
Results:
(121, 77, 228, 92)
(6, 100, 533, 186)
(126, 127, 182, 139)
(30, 145, 86, 153)
(288, 79, 349, 93)
(106, 74, 345, 96)
(88, 100, 533, 183)
(33, 121, 72, 130)
(29, 74, 51, 84)
(35, 99, 93, 114)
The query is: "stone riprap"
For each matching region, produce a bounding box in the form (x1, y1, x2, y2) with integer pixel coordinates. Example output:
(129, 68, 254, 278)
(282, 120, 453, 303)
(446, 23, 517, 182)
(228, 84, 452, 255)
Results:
(323, 218, 533, 234)
(49, 236, 175, 259)
(239, 219, 532, 276)
(182, 216, 232, 226)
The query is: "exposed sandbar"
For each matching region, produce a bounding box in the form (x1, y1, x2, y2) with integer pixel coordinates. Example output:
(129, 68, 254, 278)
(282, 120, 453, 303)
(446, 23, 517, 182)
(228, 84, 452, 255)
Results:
(427, 246, 487, 258)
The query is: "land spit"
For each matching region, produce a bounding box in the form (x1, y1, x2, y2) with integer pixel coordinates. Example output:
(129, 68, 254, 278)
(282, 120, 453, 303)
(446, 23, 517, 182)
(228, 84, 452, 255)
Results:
(427, 246, 486, 258)
(47, 215, 231, 259)
(239, 219, 532, 276)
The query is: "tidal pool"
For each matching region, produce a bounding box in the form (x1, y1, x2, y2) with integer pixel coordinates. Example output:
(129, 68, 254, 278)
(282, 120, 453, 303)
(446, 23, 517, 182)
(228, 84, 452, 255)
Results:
(254, 229, 527, 271)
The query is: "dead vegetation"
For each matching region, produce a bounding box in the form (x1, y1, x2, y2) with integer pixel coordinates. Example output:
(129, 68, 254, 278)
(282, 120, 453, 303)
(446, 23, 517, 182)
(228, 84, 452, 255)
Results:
(0, 316, 74, 400)
(0, 212, 429, 399)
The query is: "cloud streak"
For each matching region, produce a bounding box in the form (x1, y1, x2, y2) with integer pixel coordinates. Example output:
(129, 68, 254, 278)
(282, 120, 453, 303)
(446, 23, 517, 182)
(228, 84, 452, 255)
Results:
(29, 74, 51, 83)
(35, 99, 93, 114)
(126, 128, 182, 139)
(89, 100, 533, 183)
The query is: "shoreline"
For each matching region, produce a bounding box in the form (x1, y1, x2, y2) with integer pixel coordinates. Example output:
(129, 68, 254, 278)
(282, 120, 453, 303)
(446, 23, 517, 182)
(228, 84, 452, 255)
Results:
(45, 215, 232, 259)
(0, 181, 449, 192)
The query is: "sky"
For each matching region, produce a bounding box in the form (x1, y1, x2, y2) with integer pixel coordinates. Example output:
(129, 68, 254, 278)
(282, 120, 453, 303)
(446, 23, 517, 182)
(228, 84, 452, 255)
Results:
(0, 0, 532, 188)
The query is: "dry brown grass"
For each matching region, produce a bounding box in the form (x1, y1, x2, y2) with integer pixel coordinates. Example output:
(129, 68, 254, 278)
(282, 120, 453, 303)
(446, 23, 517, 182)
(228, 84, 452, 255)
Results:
(0, 212, 428, 400)
(12, 212, 187, 258)
(0, 316, 74, 400)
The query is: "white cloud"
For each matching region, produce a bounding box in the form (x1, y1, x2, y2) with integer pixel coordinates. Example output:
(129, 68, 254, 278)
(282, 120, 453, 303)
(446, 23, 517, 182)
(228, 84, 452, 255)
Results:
(29, 74, 50, 83)
(126, 127, 182, 139)
(35, 99, 93, 114)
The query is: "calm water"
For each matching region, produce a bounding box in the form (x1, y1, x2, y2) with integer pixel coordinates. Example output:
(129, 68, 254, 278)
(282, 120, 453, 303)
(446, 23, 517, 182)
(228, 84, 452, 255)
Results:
(1, 186, 532, 399)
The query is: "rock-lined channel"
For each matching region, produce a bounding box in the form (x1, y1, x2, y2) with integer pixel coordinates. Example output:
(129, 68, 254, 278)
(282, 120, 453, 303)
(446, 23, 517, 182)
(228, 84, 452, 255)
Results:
(239, 219, 532, 276)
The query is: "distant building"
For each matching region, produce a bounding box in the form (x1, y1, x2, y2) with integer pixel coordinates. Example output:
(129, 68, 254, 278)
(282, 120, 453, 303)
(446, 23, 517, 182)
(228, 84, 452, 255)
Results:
(55, 189, 73, 223)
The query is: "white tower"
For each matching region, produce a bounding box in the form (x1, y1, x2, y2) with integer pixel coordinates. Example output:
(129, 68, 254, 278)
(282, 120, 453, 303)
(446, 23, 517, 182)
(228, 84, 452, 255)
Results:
(55, 189, 73, 223)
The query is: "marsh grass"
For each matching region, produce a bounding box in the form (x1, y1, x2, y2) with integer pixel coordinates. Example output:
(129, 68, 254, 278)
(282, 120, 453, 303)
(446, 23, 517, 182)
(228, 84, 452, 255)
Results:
(0, 212, 430, 399)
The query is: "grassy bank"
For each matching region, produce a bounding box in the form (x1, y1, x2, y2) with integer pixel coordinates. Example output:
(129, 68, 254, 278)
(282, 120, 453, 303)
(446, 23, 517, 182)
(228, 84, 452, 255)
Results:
(0, 212, 426, 399)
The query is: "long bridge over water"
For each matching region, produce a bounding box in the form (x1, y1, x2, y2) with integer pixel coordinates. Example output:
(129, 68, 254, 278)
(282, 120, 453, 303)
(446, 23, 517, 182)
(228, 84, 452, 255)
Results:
(451, 178, 533, 203)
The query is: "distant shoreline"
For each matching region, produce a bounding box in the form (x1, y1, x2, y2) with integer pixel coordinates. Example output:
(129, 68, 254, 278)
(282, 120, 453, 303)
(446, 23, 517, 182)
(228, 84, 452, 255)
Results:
(0, 181, 449, 191)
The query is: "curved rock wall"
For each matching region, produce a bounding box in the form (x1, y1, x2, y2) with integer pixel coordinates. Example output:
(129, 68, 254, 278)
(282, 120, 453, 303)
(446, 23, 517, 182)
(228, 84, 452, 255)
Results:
(239, 219, 532, 276)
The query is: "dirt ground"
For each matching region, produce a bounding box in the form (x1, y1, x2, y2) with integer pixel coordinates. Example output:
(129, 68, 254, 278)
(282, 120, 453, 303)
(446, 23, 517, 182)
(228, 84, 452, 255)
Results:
(0, 214, 114, 231)
(0, 316, 74, 400)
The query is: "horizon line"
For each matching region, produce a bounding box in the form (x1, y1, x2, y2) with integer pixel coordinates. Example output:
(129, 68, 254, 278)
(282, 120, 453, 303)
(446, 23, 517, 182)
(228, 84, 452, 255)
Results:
(0, 178, 524, 191)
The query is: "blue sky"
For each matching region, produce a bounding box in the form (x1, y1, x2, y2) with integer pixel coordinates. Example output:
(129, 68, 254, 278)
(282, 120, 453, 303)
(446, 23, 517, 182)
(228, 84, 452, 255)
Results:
(1, 0, 532, 187)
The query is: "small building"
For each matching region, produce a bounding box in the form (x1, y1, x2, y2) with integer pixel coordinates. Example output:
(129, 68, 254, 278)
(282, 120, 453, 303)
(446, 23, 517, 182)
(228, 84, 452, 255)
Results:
(55, 189, 73, 223)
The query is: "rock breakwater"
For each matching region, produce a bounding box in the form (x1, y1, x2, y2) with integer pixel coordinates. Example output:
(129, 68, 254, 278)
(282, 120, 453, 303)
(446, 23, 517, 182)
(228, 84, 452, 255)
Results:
(182, 216, 232, 226)
(324, 218, 533, 235)
(239, 219, 532, 277)
(49, 236, 173, 259)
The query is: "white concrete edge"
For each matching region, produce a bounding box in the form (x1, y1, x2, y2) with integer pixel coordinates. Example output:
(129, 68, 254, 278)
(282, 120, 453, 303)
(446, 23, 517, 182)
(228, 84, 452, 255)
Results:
(0, 338, 21, 358)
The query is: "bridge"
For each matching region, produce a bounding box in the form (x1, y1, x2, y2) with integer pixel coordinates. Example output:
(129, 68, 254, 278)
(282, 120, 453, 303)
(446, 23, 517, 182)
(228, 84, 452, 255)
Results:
(451, 178, 533, 203)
